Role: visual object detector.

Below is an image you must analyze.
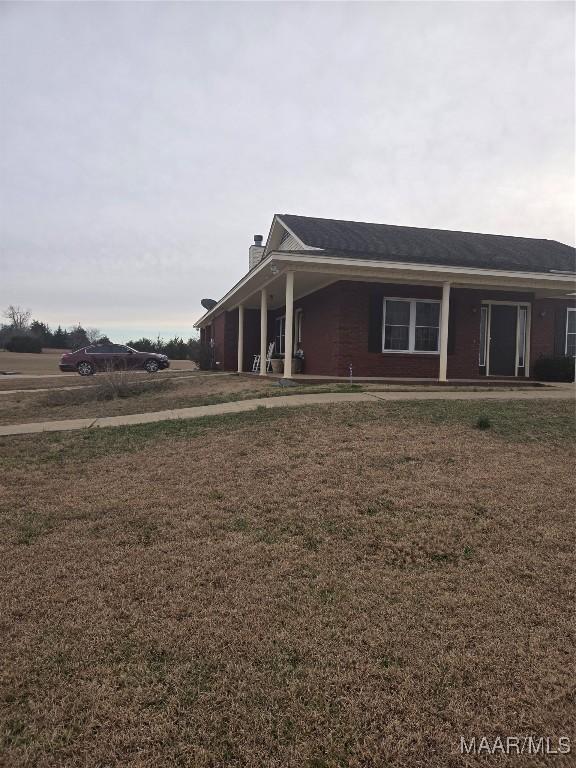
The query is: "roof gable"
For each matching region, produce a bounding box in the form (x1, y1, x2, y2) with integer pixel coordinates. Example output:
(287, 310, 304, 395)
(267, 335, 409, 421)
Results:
(276, 214, 576, 274)
(263, 214, 322, 256)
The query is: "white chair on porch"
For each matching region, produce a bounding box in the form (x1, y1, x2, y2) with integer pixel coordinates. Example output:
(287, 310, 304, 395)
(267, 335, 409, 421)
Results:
(252, 342, 275, 373)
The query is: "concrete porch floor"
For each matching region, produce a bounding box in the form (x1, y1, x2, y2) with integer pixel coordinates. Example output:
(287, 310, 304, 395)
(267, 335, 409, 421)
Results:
(239, 372, 546, 387)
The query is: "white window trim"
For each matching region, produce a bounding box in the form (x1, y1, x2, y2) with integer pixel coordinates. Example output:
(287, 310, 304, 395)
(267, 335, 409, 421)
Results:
(566, 308, 576, 356)
(381, 298, 441, 355)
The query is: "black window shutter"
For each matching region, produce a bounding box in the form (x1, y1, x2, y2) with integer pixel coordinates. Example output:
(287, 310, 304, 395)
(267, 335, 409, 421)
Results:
(447, 298, 456, 355)
(368, 292, 383, 352)
(554, 307, 566, 356)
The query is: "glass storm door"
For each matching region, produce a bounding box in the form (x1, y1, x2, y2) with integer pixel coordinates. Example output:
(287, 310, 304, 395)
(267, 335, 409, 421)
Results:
(489, 305, 517, 376)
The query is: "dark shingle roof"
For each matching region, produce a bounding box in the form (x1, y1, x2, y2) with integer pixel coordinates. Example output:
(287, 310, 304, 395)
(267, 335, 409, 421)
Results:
(278, 214, 576, 274)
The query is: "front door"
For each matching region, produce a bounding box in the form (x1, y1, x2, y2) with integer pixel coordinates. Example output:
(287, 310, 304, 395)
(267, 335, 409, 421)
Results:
(489, 305, 517, 376)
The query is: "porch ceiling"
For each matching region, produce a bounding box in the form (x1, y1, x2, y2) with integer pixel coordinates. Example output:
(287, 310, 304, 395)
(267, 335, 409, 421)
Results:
(194, 251, 575, 327)
(239, 270, 334, 311)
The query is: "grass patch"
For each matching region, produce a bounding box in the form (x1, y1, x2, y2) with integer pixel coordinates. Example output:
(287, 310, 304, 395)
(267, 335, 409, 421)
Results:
(0, 406, 293, 469)
(1, 371, 545, 427)
(0, 398, 573, 767)
(1, 399, 573, 472)
(42, 377, 172, 407)
(14, 513, 54, 546)
(379, 398, 575, 442)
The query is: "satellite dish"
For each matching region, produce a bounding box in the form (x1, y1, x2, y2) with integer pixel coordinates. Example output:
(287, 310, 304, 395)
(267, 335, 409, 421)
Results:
(201, 298, 217, 310)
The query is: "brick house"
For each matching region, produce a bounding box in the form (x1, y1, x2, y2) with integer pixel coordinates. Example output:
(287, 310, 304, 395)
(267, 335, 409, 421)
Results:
(194, 214, 576, 380)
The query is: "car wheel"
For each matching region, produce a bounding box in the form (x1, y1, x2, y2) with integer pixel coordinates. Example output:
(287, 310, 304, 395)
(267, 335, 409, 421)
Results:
(77, 361, 95, 376)
(144, 359, 160, 373)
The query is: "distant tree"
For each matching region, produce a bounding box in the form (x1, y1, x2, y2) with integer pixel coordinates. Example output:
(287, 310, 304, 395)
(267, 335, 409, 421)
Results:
(188, 337, 200, 360)
(188, 337, 211, 370)
(3, 305, 31, 330)
(163, 337, 189, 360)
(126, 337, 156, 352)
(0, 324, 14, 348)
(52, 325, 70, 348)
(67, 324, 90, 350)
(30, 320, 53, 347)
(86, 327, 104, 343)
(6, 335, 42, 353)
(126, 336, 199, 360)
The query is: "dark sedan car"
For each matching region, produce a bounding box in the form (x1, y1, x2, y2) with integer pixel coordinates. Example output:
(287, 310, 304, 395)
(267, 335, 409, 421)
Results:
(59, 344, 170, 376)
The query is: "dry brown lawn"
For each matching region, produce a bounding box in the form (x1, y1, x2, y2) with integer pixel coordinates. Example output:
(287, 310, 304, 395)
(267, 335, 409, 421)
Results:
(0, 369, 204, 393)
(0, 373, 277, 423)
(0, 349, 74, 376)
(0, 371, 540, 426)
(0, 349, 198, 381)
(0, 376, 96, 392)
(0, 399, 574, 767)
(0, 349, 72, 375)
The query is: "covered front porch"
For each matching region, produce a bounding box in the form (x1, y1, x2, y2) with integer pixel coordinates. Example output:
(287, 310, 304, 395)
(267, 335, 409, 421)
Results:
(197, 252, 575, 381)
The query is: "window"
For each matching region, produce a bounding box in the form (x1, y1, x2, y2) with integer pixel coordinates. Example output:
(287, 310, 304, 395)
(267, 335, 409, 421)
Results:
(275, 316, 285, 355)
(567, 308, 576, 357)
(87, 344, 113, 353)
(414, 302, 440, 351)
(383, 300, 410, 351)
(382, 299, 440, 353)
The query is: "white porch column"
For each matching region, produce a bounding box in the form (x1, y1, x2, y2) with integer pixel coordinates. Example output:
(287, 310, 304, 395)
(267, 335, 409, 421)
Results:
(439, 281, 451, 382)
(237, 304, 244, 373)
(283, 271, 295, 378)
(259, 289, 268, 376)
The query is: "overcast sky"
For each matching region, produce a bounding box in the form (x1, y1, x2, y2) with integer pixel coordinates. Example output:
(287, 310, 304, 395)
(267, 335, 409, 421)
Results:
(1, 1, 574, 341)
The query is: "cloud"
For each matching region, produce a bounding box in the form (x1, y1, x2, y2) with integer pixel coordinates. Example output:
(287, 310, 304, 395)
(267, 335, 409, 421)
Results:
(0, 1, 573, 335)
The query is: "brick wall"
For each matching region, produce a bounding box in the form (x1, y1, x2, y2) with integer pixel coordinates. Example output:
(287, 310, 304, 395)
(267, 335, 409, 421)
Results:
(264, 284, 342, 374)
(243, 309, 261, 371)
(212, 310, 239, 370)
(209, 282, 575, 379)
(261, 281, 532, 378)
(211, 314, 225, 368)
(531, 299, 557, 361)
(224, 309, 238, 370)
(445, 289, 481, 380)
(336, 282, 442, 378)
(294, 283, 341, 374)
(531, 298, 576, 366)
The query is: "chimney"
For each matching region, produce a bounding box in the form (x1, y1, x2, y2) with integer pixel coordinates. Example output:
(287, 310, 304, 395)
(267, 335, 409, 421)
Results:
(249, 234, 265, 269)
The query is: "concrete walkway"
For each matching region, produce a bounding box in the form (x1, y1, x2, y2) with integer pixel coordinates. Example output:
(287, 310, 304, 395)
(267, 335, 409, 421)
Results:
(0, 386, 573, 436)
